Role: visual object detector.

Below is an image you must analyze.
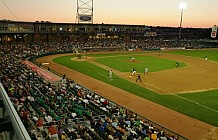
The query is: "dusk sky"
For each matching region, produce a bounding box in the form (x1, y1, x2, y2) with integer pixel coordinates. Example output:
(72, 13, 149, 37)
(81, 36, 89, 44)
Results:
(0, 0, 217, 28)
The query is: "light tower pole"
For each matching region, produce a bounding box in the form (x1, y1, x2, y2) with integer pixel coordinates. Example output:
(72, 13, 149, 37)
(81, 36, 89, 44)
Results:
(178, 2, 187, 40)
(76, 0, 93, 24)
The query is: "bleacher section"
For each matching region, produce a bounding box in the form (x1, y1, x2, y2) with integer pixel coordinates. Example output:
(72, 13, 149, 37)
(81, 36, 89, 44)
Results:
(0, 42, 190, 140)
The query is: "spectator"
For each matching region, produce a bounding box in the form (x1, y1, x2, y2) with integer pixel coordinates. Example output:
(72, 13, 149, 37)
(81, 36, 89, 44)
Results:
(48, 123, 58, 140)
(36, 117, 43, 131)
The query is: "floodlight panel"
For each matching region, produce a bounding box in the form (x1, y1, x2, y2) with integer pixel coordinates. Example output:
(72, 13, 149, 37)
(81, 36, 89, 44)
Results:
(179, 2, 187, 9)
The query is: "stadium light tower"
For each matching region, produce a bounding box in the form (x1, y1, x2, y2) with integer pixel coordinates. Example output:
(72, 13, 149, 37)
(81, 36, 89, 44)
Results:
(178, 2, 187, 40)
(76, 0, 93, 24)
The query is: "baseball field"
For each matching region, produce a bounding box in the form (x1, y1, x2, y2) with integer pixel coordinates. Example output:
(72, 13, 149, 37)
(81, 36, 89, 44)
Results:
(36, 49, 218, 139)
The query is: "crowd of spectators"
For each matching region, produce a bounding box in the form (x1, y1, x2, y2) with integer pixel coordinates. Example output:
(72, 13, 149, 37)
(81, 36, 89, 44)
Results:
(71, 38, 215, 51)
(0, 38, 211, 140)
(13, 38, 214, 55)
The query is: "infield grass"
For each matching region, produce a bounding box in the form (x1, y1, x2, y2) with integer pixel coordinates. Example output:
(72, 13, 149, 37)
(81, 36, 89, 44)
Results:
(53, 50, 218, 127)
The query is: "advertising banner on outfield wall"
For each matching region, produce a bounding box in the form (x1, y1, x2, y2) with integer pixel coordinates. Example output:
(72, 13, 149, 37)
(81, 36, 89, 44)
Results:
(211, 25, 217, 38)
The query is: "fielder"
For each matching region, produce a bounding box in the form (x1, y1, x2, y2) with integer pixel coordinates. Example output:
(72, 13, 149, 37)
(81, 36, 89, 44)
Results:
(205, 56, 208, 60)
(176, 62, 180, 68)
(130, 57, 135, 61)
(144, 67, 149, 75)
(108, 70, 113, 80)
(132, 68, 136, 75)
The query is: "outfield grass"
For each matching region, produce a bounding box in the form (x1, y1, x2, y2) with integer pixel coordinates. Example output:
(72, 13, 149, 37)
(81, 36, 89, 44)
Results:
(53, 50, 218, 126)
(167, 49, 218, 62)
(95, 55, 186, 72)
(84, 51, 144, 57)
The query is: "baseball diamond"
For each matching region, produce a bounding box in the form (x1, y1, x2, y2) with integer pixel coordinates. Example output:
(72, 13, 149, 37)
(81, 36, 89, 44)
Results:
(36, 49, 218, 140)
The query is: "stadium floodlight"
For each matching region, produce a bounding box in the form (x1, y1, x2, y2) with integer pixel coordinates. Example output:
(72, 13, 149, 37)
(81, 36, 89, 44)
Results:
(179, 2, 187, 10)
(178, 2, 187, 40)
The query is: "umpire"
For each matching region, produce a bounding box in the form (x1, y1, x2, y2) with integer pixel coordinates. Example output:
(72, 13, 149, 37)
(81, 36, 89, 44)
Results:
(136, 75, 142, 82)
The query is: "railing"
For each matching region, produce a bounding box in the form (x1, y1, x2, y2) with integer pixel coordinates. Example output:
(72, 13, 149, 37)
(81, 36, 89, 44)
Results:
(0, 83, 31, 140)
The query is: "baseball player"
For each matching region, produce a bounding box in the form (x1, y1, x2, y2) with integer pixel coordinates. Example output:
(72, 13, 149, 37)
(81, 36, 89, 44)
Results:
(176, 62, 180, 68)
(144, 67, 148, 75)
(136, 75, 142, 82)
(108, 70, 113, 80)
(132, 68, 136, 75)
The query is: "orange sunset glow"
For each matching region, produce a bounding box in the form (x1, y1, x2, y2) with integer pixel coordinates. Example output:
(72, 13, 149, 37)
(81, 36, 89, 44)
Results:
(0, 0, 217, 28)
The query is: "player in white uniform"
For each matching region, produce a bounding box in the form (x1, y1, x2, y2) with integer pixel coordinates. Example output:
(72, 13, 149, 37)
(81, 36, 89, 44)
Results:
(132, 68, 136, 75)
(144, 67, 148, 75)
(108, 70, 113, 80)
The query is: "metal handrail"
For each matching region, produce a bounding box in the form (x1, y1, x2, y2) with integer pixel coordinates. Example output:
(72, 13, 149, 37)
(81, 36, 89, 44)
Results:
(0, 83, 31, 140)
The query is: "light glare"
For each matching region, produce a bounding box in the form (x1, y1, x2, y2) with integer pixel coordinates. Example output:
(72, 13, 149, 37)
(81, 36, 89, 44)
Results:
(180, 2, 187, 9)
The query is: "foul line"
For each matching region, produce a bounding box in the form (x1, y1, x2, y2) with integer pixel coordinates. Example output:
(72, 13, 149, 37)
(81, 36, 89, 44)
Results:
(98, 73, 108, 78)
(143, 82, 218, 113)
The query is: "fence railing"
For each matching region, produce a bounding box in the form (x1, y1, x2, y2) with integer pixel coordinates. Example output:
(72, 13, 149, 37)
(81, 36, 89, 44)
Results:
(0, 83, 31, 140)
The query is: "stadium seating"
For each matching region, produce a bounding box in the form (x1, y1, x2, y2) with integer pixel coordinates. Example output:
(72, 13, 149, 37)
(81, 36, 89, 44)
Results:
(0, 41, 195, 140)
